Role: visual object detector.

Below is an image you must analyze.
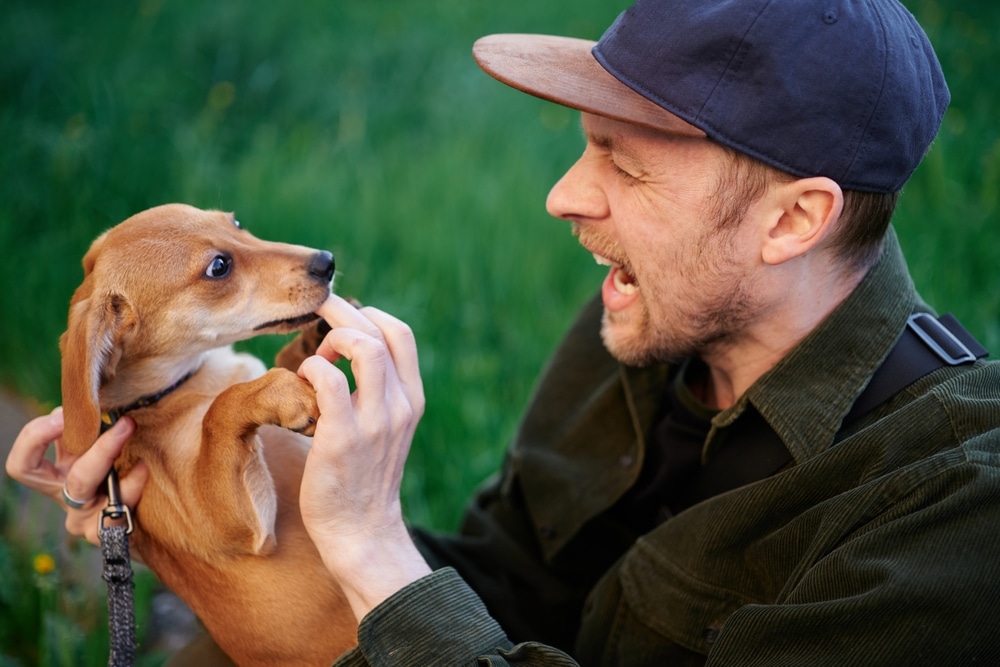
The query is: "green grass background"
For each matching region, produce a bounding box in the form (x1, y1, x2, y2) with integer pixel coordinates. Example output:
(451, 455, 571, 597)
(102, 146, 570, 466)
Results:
(0, 0, 997, 663)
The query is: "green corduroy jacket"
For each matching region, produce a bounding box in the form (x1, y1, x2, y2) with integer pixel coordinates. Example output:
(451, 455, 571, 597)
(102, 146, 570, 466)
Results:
(336, 229, 1000, 666)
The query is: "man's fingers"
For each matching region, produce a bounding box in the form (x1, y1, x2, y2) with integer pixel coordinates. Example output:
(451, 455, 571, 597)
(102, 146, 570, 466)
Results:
(313, 297, 422, 401)
(299, 354, 356, 424)
(5, 407, 65, 485)
(316, 295, 385, 343)
(8, 409, 142, 547)
(306, 296, 423, 456)
(361, 307, 424, 414)
(62, 417, 135, 506)
(64, 444, 147, 547)
(118, 460, 150, 510)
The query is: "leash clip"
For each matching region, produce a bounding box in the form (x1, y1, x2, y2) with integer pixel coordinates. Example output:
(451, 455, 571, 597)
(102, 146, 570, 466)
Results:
(100, 468, 134, 535)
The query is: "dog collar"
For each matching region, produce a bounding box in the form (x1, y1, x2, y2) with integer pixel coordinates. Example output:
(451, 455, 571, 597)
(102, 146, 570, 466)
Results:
(99, 370, 196, 433)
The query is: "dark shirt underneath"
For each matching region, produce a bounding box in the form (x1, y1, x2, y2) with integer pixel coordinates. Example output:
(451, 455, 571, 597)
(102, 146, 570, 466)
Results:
(616, 359, 792, 535)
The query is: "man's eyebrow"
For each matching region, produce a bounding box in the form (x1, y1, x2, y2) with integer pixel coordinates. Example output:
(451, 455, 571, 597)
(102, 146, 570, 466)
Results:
(584, 127, 645, 169)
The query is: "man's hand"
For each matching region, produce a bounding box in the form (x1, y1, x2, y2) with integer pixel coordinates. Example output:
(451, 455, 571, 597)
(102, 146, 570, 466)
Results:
(5, 408, 146, 545)
(298, 294, 432, 621)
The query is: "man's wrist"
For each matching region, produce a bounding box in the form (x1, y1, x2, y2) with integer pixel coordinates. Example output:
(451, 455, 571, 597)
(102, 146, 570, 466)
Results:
(317, 524, 433, 622)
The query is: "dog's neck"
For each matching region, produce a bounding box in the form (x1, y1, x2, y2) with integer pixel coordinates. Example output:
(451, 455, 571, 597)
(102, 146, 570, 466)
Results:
(100, 368, 197, 432)
(99, 353, 207, 414)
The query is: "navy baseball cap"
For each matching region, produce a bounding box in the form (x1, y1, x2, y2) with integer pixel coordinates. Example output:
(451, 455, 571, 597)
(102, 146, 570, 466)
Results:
(473, 0, 949, 194)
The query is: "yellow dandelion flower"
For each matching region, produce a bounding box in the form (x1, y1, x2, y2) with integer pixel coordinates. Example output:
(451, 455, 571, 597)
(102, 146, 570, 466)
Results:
(33, 553, 56, 575)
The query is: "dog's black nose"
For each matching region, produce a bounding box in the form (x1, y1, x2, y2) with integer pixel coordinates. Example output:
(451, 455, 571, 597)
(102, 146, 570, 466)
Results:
(309, 251, 335, 283)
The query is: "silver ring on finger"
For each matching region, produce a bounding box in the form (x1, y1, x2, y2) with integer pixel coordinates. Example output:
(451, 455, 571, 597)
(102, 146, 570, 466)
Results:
(61, 483, 92, 510)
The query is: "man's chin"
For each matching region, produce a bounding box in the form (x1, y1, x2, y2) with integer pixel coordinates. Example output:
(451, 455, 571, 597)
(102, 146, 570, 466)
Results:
(600, 313, 657, 367)
(600, 310, 694, 367)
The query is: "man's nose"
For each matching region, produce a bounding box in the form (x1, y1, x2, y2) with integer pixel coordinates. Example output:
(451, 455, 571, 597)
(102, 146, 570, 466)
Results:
(545, 153, 609, 224)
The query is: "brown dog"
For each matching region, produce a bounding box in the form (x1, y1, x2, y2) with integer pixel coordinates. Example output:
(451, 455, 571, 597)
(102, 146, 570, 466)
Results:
(59, 204, 355, 665)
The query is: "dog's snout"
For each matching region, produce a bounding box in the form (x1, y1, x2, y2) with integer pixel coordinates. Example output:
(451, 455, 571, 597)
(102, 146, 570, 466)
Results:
(309, 251, 335, 283)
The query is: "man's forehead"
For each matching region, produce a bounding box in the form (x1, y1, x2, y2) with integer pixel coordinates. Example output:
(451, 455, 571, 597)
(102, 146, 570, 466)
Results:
(581, 112, 707, 149)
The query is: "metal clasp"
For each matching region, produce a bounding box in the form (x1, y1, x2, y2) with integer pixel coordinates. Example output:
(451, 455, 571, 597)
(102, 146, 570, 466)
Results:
(99, 468, 134, 535)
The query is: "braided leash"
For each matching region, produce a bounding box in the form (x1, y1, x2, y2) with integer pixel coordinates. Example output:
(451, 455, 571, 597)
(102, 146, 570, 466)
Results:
(99, 465, 136, 666)
(90, 371, 196, 665)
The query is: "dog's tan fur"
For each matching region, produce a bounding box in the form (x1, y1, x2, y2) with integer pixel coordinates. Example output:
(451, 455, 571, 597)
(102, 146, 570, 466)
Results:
(59, 204, 355, 665)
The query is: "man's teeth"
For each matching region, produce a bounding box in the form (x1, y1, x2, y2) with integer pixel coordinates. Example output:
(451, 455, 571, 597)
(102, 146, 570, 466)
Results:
(592, 252, 637, 294)
(613, 268, 638, 295)
(593, 253, 617, 267)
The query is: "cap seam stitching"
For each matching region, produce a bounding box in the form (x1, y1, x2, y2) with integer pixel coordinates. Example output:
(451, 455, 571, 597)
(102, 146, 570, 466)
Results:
(695, 0, 775, 121)
(838, 0, 891, 188)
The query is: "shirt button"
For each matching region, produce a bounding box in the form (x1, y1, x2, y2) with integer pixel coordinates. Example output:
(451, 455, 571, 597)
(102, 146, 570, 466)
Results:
(703, 626, 720, 644)
(539, 525, 558, 540)
(619, 453, 635, 468)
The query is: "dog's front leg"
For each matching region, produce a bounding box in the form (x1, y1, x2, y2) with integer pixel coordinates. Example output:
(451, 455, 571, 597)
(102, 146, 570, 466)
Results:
(195, 368, 318, 555)
(205, 367, 320, 437)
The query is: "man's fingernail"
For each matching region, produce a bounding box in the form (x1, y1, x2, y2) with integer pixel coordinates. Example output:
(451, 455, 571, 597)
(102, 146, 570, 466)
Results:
(113, 416, 134, 433)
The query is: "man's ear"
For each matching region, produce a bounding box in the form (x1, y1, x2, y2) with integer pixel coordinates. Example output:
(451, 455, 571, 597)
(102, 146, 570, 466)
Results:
(760, 177, 843, 265)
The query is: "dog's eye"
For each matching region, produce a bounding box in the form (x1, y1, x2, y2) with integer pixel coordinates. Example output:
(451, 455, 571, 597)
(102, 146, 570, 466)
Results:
(205, 255, 232, 279)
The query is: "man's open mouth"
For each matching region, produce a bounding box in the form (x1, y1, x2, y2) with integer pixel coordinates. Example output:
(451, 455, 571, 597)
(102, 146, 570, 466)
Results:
(593, 252, 638, 295)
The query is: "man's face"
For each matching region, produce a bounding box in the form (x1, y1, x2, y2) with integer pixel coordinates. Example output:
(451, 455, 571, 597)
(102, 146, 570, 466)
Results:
(546, 113, 765, 366)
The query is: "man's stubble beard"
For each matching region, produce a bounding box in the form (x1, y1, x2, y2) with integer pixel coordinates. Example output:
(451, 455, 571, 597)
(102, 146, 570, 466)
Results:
(599, 224, 761, 368)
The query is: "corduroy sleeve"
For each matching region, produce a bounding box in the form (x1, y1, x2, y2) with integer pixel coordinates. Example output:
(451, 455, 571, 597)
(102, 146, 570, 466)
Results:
(332, 567, 578, 667)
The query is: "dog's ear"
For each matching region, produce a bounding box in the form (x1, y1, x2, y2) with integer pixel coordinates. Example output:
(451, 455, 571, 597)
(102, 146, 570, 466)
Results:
(59, 290, 137, 455)
(81, 230, 109, 277)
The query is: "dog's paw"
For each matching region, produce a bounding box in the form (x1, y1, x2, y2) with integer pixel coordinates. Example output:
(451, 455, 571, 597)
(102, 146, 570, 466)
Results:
(262, 368, 320, 436)
(300, 317, 332, 356)
(274, 317, 331, 370)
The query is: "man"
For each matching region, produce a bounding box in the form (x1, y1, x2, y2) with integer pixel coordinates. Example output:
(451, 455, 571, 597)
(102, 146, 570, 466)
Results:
(8, 0, 1000, 664)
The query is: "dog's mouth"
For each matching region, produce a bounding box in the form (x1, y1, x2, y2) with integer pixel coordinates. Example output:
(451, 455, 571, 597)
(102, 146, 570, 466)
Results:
(253, 312, 320, 333)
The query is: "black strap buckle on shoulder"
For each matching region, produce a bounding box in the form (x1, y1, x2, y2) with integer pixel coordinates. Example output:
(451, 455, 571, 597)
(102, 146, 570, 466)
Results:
(907, 312, 983, 364)
(841, 313, 988, 431)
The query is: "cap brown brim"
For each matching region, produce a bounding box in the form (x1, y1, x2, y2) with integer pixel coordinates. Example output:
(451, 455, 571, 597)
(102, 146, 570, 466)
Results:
(473, 33, 705, 138)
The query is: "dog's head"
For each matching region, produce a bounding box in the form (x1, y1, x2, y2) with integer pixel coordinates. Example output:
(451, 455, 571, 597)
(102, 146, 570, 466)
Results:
(59, 203, 333, 455)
